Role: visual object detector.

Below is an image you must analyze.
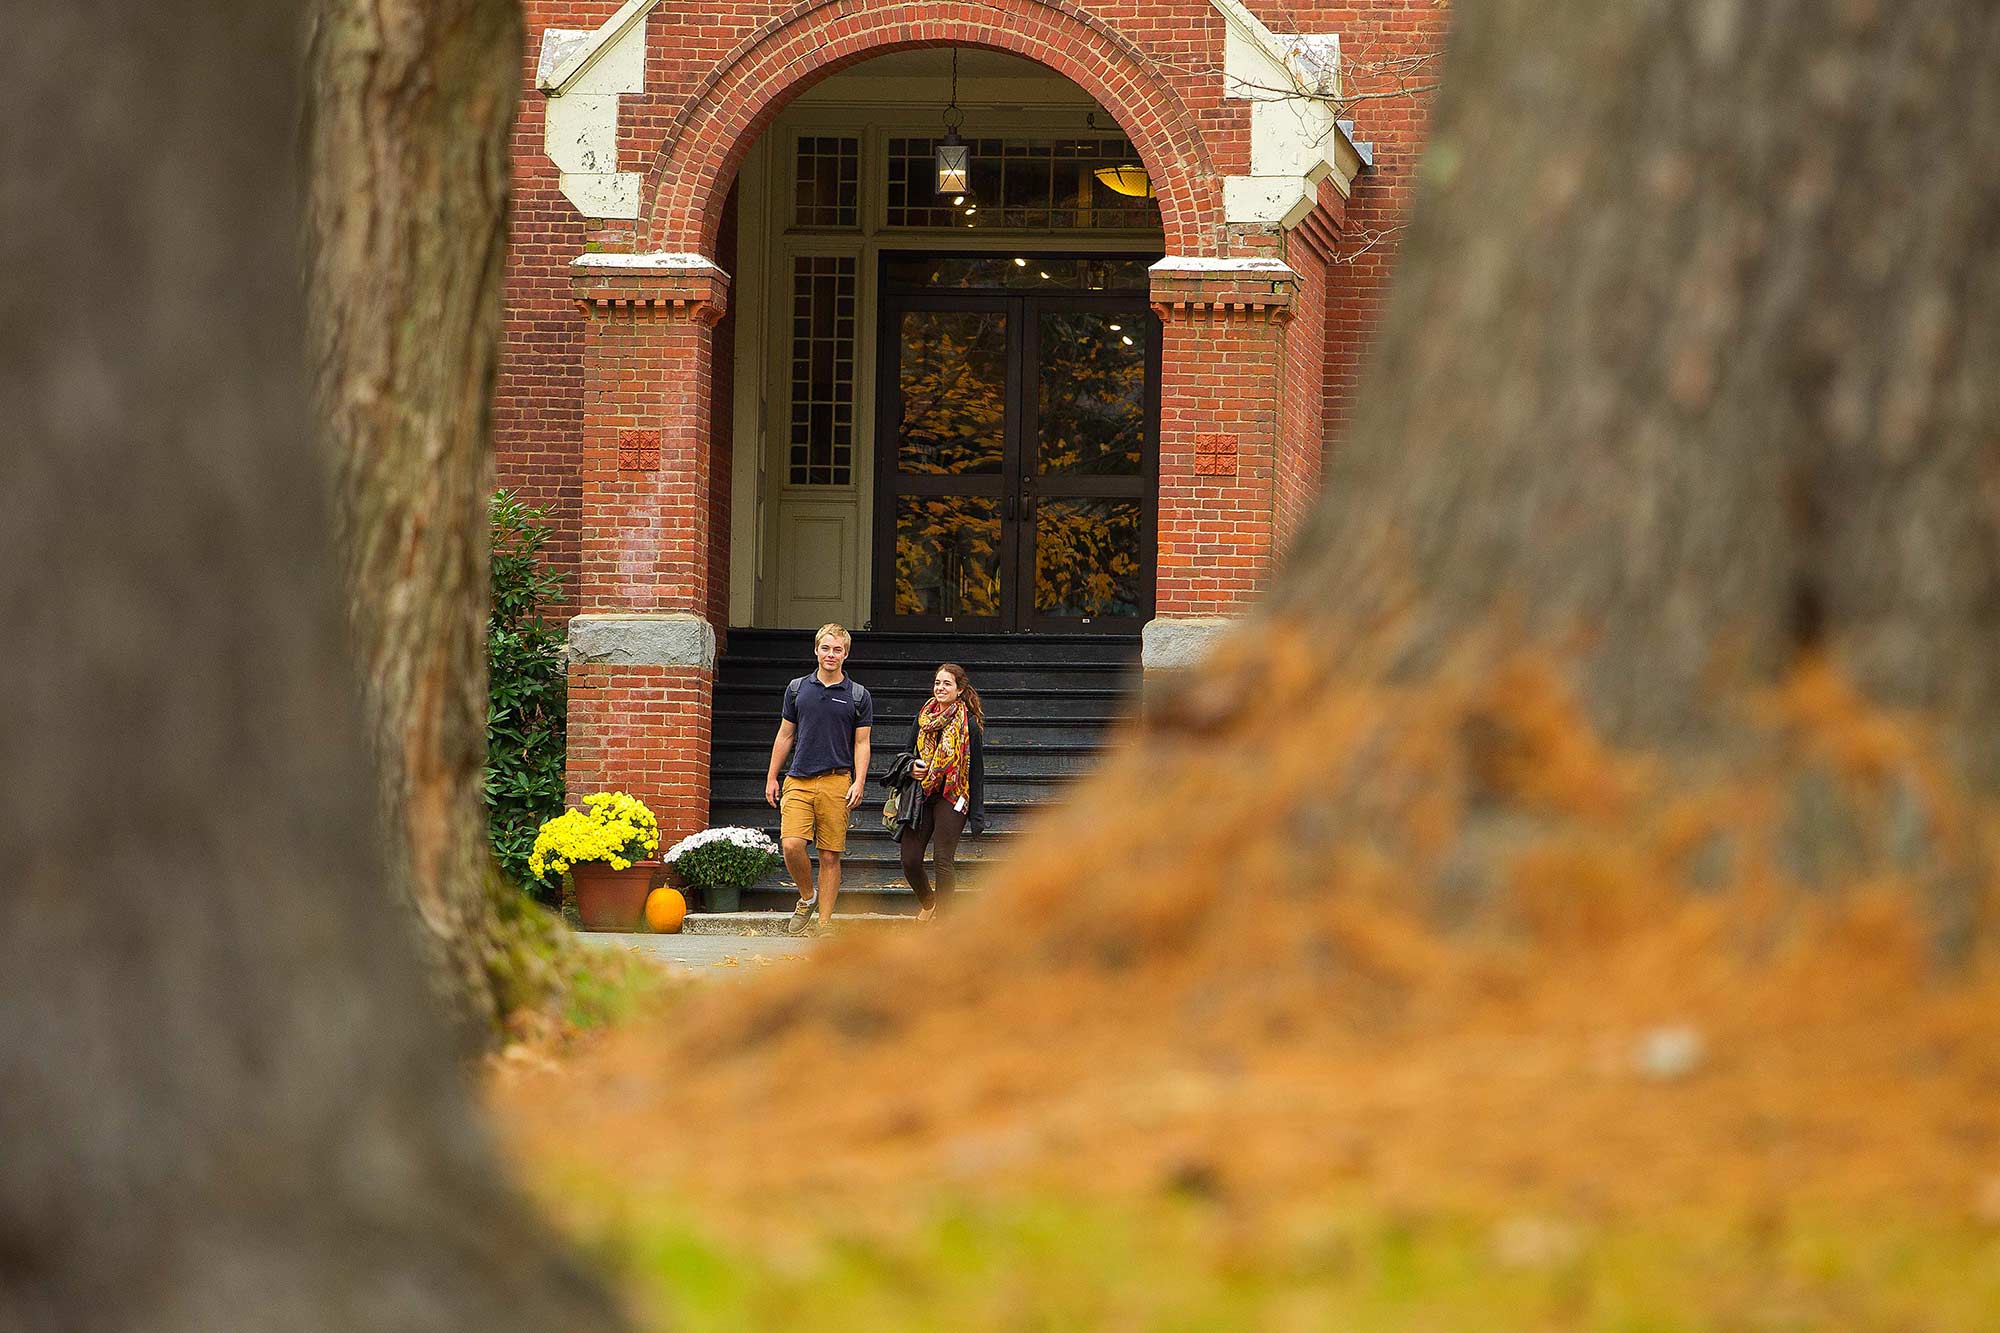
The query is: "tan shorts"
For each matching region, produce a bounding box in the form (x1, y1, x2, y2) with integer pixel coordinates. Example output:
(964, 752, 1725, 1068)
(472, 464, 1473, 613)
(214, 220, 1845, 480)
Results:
(780, 770, 852, 852)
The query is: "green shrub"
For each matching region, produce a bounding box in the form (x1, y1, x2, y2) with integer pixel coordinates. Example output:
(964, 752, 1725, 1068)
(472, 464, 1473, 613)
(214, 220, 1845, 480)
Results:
(486, 490, 568, 902)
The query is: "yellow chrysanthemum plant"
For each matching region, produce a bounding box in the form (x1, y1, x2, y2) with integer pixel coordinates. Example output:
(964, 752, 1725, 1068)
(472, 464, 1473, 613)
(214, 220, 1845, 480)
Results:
(527, 791, 662, 881)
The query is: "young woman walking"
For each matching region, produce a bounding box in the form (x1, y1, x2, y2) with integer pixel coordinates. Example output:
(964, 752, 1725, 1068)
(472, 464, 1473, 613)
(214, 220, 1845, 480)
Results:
(900, 662, 986, 922)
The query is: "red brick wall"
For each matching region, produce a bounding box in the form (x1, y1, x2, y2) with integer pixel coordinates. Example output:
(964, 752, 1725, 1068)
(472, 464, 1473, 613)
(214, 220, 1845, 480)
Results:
(565, 663, 713, 839)
(495, 1, 623, 602)
(1277, 234, 1331, 556)
(1151, 270, 1292, 615)
(573, 281, 727, 615)
(1297, 1, 1451, 456)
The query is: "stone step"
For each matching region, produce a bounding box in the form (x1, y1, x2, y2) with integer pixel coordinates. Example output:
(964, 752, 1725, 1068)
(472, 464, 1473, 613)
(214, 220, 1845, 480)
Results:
(681, 910, 921, 935)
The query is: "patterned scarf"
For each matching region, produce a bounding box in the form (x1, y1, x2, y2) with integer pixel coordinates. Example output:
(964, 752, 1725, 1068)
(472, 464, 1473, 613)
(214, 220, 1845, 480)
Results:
(915, 697, 971, 807)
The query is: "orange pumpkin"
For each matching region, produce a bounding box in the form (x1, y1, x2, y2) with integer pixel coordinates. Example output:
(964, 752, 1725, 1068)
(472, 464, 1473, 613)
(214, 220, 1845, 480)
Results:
(644, 886, 687, 934)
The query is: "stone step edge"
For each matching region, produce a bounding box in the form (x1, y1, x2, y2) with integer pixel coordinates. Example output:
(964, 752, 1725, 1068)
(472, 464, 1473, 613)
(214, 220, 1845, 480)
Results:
(681, 910, 921, 936)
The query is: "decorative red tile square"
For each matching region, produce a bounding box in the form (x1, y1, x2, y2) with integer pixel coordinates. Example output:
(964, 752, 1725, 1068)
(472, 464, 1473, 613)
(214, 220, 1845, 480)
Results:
(618, 428, 658, 471)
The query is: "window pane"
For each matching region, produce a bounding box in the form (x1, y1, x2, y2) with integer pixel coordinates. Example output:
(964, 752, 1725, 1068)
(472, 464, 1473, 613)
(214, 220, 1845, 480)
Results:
(896, 310, 1006, 475)
(1037, 312, 1145, 476)
(897, 496, 1001, 618)
(792, 136, 859, 227)
(1034, 498, 1143, 617)
(787, 256, 857, 485)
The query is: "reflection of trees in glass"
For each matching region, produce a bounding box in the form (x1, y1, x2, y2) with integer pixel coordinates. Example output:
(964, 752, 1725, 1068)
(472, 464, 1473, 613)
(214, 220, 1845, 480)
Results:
(899, 312, 1006, 475)
(1038, 313, 1144, 477)
(1035, 499, 1141, 617)
(897, 496, 1001, 617)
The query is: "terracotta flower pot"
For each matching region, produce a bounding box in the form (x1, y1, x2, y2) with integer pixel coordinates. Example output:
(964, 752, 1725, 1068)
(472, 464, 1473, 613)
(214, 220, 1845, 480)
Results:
(570, 860, 666, 931)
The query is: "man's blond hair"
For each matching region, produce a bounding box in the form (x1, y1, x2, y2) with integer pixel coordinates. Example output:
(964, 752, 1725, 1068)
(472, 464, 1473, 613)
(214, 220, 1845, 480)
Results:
(813, 622, 852, 650)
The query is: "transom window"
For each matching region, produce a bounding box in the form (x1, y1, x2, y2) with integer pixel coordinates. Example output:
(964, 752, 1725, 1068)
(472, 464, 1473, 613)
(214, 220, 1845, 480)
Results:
(793, 135, 860, 228)
(885, 136, 1160, 231)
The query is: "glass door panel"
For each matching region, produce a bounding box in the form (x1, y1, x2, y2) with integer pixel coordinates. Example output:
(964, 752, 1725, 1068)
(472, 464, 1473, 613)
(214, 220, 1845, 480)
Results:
(895, 495, 1002, 619)
(895, 310, 1006, 475)
(1035, 311, 1145, 477)
(1033, 498, 1144, 617)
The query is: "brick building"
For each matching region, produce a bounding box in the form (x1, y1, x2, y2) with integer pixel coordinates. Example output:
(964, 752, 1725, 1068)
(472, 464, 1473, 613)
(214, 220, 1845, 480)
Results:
(498, 0, 1445, 850)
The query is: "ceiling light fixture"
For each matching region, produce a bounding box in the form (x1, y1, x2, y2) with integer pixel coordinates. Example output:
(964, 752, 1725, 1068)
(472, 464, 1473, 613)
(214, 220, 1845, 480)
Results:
(1092, 164, 1154, 198)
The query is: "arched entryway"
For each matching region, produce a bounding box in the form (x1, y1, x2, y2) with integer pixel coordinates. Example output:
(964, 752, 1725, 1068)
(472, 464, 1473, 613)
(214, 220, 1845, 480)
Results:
(701, 47, 1170, 635)
(643, 1, 1222, 259)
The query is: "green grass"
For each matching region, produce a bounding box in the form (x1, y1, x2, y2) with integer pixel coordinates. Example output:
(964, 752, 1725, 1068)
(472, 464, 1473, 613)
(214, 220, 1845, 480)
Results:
(554, 943, 681, 1034)
(534, 1175, 2000, 1332)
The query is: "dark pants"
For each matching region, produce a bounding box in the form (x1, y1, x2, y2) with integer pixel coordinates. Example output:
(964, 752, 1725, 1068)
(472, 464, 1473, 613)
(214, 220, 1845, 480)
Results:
(899, 793, 968, 909)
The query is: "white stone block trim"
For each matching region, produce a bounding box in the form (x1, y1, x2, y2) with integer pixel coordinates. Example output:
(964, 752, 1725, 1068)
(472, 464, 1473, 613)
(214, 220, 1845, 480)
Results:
(1141, 616, 1239, 672)
(1149, 255, 1297, 273)
(571, 251, 726, 274)
(1208, 0, 1369, 224)
(567, 614, 717, 670)
(537, 0, 659, 95)
(537, 6, 651, 219)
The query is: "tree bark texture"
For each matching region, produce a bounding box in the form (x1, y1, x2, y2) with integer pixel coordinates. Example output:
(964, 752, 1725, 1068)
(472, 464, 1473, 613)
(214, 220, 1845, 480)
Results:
(0, 3, 627, 1329)
(1273, 0, 2000, 783)
(304, 0, 541, 1040)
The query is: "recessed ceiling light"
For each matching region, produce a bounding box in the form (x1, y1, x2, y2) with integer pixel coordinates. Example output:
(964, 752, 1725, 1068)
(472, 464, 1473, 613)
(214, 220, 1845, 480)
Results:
(1108, 322, 1122, 331)
(1120, 335, 1133, 345)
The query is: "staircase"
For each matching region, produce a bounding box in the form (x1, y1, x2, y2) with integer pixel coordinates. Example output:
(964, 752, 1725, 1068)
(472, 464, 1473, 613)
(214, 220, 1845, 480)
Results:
(706, 629, 1140, 912)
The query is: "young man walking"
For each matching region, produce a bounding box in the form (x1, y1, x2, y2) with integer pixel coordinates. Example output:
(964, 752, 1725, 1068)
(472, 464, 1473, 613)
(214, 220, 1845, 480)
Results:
(765, 623, 872, 936)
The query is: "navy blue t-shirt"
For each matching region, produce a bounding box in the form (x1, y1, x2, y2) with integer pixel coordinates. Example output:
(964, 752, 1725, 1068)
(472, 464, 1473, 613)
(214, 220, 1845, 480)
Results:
(782, 673, 873, 778)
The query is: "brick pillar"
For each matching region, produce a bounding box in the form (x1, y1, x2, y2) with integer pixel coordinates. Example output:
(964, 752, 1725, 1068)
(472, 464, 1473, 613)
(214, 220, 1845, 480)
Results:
(1144, 258, 1297, 674)
(565, 253, 730, 842)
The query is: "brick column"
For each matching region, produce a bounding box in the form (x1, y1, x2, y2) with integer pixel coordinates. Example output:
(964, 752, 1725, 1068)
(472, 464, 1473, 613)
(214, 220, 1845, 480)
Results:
(565, 253, 730, 842)
(1146, 257, 1297, 674)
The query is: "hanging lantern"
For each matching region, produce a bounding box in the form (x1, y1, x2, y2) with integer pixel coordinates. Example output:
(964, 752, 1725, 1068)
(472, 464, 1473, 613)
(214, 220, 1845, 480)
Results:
(935, 47, 971, 197)
(1092, 164, 1154, 198)
(936, 130, 970, 195)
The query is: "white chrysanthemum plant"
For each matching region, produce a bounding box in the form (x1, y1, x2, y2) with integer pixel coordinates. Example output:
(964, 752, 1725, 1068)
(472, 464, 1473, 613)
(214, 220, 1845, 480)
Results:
(664, 826, 784, 891)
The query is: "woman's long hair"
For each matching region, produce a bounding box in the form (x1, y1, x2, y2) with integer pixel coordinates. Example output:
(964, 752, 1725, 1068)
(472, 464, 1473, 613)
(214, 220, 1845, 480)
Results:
(937, 661, 983, 731)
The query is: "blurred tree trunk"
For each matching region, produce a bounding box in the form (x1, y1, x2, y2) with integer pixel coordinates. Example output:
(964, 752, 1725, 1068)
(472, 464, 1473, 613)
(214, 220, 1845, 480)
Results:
(304, 0, 557, 1043)
(0, 2, 626, 1329)
(1263, 0, 1999, 781)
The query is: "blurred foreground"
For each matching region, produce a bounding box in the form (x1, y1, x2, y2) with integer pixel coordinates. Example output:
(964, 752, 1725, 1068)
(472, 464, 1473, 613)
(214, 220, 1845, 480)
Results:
(491, 653, 2000, 1329)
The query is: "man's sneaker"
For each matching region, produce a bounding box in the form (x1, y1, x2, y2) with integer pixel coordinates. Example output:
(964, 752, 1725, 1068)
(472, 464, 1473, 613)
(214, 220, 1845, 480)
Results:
(782, 900, 817, 936)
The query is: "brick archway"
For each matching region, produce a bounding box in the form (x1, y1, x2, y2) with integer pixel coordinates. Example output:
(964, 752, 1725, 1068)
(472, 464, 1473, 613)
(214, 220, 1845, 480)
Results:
(642, 0, 1223, 256)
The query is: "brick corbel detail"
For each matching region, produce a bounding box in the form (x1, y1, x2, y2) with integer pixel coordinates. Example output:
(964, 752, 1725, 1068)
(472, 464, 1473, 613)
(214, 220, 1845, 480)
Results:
(571, 259, 729, 325)
(1149, 263, 1297, 324)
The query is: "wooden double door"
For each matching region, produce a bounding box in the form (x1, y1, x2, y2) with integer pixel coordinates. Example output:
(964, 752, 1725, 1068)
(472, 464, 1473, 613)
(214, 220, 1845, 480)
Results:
(873, 264, 1160, 633)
